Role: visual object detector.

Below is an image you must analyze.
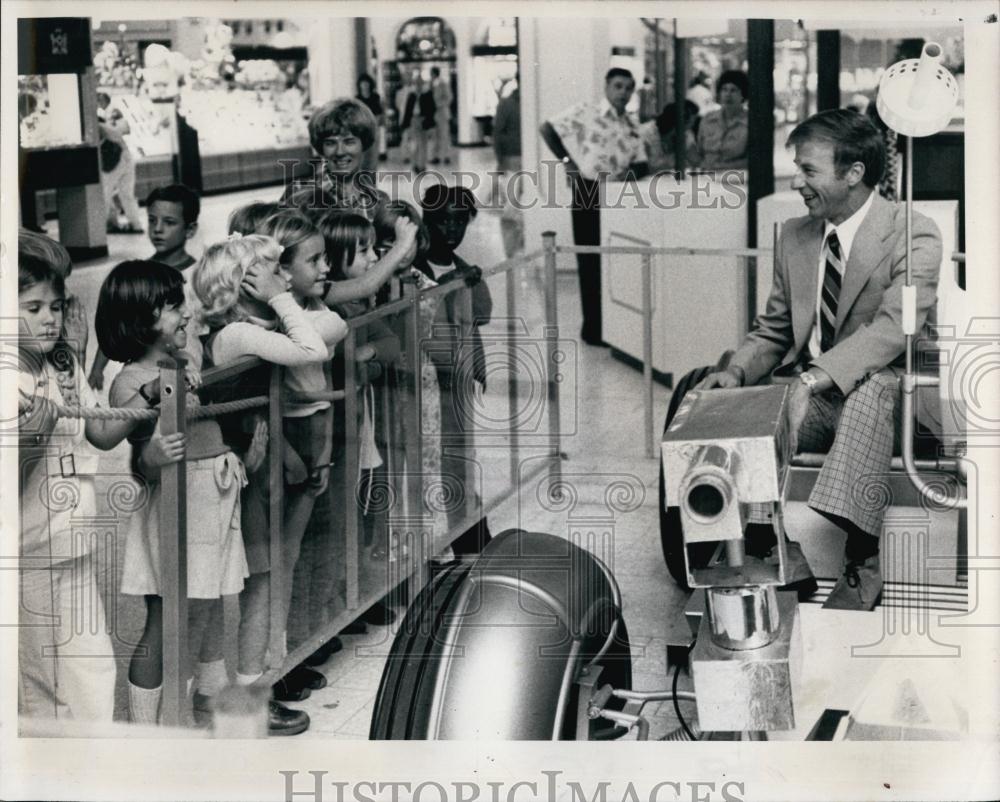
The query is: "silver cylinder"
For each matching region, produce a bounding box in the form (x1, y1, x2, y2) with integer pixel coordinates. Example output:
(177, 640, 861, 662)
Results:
(706, 585, 781, 650)
(682, 445, 738, 523)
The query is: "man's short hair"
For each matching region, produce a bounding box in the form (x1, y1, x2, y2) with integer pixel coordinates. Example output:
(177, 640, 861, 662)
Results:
(308, 98, 377, 152)
(605, 68, 635, 85)
(145, 184, 201, 225)
(786, 109, 886, 189)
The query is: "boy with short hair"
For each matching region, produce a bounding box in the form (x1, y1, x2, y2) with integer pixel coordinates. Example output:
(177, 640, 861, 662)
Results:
(87, 183, 202, 390)
(145, 184, 200, 269)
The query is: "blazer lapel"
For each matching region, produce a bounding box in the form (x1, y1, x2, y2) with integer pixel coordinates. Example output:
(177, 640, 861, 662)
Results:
(836, 194, 892, 332)
(789, 218, 823, 352)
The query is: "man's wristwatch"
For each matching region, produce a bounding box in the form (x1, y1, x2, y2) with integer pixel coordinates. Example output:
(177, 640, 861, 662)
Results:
(799, 372, 820, 394)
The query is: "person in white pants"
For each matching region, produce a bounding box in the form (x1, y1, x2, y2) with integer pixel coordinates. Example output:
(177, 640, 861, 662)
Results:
(98, 95, 144, 234)
(430, 67, 452, 165)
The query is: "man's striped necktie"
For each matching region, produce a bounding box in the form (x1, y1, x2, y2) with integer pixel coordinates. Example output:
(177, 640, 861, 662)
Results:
(820, 230, 844, 353)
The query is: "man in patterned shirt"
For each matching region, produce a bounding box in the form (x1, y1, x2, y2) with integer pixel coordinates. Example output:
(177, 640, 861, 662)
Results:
(540, 68, 649, 346)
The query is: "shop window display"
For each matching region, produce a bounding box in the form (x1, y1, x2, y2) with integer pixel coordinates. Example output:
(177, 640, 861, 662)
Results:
(18, 74, 84, 149)
(91, 20, 311, 196)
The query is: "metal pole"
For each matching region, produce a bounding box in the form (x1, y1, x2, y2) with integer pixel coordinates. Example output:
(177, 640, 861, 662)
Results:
(899, 134, 966, 509)
(158, 355, 187, 727)
(641, 252, 655, 459)
(343, 327, 360, 612)
(266, 365, 285, 665)
(542, 231, 562, 486)
(506, 263, 520, 488)
(458, 286, 477, 527)
(672, 22, 687, 175)
(401, 282, 428, 600)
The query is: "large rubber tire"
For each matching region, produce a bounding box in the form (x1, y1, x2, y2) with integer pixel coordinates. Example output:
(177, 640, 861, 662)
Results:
(369, 562, 472, 740)
(370, 533, 632, 741)
(659, 365, 719, 590)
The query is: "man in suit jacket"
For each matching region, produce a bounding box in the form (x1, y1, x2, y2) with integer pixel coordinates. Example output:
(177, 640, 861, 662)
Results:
(699, 109, 942, 610)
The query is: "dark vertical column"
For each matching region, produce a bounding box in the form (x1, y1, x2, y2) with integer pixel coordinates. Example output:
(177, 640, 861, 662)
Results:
(816, 30, 841, 111)
(746, 19, 775, 248)
(355, 17, 369, 81)
(672, 24, 687, 171)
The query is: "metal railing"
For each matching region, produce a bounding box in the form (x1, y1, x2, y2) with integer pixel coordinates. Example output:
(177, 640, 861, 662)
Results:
(149, 243, 560, 726)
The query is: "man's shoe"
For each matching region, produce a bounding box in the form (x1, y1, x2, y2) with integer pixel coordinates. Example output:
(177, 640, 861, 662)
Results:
(823, 554, 883, 611)
(268, 700, 310, 736)
(304, 636, 343, 667)
(360, 600, 397, 626)
(340, 619, 368, 636)
(273, 675, 312, 702)
(287, 664, 328, 691)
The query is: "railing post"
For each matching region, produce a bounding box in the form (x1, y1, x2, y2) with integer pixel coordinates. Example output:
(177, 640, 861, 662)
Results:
(506, 256, 520, 486)
(158, 354, 188, 727)
(641, 253, 655, 459)
(542, 231, 562, 486)
(343, 327, 360, 613)
(458, 285, 477, 528)
(266, 365, 285, 666)
(401, 282, 428, 599)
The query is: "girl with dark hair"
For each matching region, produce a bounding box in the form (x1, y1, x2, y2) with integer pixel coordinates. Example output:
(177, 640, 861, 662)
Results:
(99, 260, 250, 727)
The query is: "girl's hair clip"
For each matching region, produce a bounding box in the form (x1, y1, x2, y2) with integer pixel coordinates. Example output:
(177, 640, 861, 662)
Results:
(227, 232, 244, 241)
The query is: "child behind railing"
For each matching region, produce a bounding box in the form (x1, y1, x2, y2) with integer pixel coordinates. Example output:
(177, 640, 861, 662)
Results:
(253, 210, 350, 703)
(17, 246, 156, 725)
(417, 184, 494, 559)
(97, 260, 250, 727)
(193, 232, 334, 734)
(372, 200, 450, 548)
(291, 211, 403, 655)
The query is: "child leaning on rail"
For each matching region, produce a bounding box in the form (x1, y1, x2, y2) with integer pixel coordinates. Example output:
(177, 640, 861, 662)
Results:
(17, 249, 154, 724)
(251, 210, 351, 703)
(372, 200, 449, 546)
(192, 232, 334, 719)
(285, 210, 404, 665)
(418, 184, 494, 559)
(97, 260, 250, 727)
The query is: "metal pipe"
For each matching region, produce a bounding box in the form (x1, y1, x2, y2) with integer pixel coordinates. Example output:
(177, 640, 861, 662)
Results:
(506, 263, 520, 485)
(543, 232, 562, 485)
(902, 376, 967, 509)
(557, 244, 773, 258)
(899, 135, 967, 509)
(552, 640, 583, 740)
(792, 453, 958, 472)
(611, 689, 698, 703)
(343, 327, 360, 610)
(641, 253, 655, 458)
(598, 708, 650, 741)
(266, 366, 286, 668)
